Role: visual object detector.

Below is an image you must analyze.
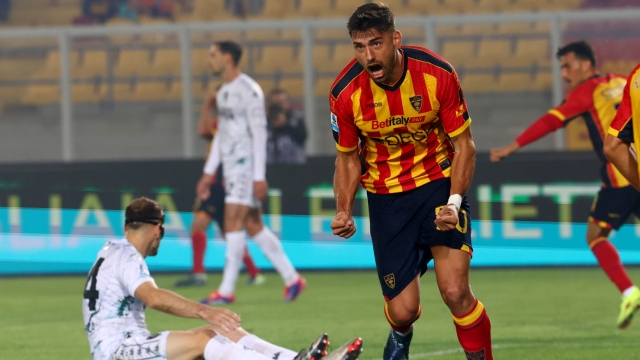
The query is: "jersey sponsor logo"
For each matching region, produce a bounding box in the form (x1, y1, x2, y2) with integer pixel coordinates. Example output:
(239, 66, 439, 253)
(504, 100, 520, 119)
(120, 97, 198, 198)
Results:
(372, 128, 431, 146)
(600, 84, 624, 100)
(383, 273, 395, 289)
(409, 95, 423, 112)
(371, 116, 425, 130)
(331, 112, 339, 132)
(218, 107, 234, 120)
(366, 102, 383, 108)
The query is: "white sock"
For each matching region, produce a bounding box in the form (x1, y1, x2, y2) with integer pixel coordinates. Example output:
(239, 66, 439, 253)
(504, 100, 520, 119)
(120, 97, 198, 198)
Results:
(252, 227, 299, 286)
(204, 335, 271, 360)
(623, 286, 637, 298)
(218, 231, 246, 296)
(238, 334, 298, 360)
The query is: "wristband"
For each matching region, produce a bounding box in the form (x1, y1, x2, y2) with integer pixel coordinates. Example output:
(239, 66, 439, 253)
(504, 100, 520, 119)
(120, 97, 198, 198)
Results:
(447, 194, 462, 210)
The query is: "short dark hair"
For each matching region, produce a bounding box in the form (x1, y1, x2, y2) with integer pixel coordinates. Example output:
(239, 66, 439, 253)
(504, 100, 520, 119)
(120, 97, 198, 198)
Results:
(556, 40, 596, 67)
(347, 2, 395, 38)
(216, 40, 242, 66)
(125, 197, 164, 230)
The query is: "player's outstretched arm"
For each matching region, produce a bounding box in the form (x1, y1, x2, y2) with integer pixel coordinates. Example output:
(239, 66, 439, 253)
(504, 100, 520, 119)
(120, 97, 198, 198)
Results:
(436, 127, 476, 231)
(134, 282, 241, 332)
(604, 134, 640, 190)
(490, 112, 565, 162)
(331, 149, 361, 238)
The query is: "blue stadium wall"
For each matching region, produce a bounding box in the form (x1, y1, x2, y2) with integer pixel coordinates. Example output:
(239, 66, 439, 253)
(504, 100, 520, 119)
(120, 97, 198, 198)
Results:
(2, 152, 640, 275)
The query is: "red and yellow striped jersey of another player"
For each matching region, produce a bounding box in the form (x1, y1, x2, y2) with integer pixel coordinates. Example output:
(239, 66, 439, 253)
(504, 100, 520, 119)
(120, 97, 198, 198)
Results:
(609, 64, 640, 144)
(547, 74, 627, 187)
(330, 46, 471, 194)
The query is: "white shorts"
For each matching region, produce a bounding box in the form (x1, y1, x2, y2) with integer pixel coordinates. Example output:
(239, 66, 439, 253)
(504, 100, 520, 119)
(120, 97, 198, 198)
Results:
(109, 332, 169, 360)
(224, 171, 260, 208)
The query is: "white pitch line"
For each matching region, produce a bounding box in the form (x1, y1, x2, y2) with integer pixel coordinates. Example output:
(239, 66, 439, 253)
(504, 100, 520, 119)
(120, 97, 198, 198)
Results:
(372, 342, 621, 360)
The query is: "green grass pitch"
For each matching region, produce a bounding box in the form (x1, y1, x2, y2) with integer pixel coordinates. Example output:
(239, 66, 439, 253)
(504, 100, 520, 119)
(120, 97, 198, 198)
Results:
(1, 268, 640, 359)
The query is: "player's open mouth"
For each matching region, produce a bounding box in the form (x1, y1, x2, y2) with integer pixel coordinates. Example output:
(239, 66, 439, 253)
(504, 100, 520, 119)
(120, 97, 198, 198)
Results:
(368, 64, 385, 79)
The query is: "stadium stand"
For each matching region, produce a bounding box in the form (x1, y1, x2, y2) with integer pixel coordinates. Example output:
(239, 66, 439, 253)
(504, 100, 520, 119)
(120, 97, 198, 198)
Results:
(0, 0, 599, 109)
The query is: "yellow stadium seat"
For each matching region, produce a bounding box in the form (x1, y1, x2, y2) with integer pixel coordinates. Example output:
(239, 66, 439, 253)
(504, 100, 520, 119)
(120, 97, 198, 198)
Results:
(440, 41, 476, 67)
(467, 40, 512, 69)
(0, 59, 47, 80)
(74, 51, 108, 78)
(146, 49, 181, 77)
(436, 25, 461, 36)
(256, 79, 276, 94)
(461, 73, 497, 93)
(460, 23, 498, 35)
(209, 30, 244, 42)
(507, 39, 550, 67)
(72, 84, 108, 103)
(531, 71, 553, 91)
(0, 86, 28, 107)
(191, 48, 210, 75)
(297, 0, 331, 18)
(438, 0, 471, 13)
(255, 46, 301, 74)
(245, 29, 281, 41)
(130, 82, 170, 102)
(167, 82, 183, 101)
(113, 83, 136, 102)
(475, 0, 513, 12)
(315, 77, 335, 97)
(278, 78, 304, 98)
(496, 73, 533, 92)
(113, 50, 152, 77)
(379, 0, 412, 15)
(280, 29, 302, 40)
(497, 22, 536, 34)
(602, 61, 638, 76)
(192, 0, 229, 21)
(533, 22, 551, 34)
(31, 51, 80, 80)
(322, 0, 368, 17)
(22, 85, 60, 105)
(249, 0, 296, 19)
(315, 28, 347, 40)
(333, 44, 357, 68)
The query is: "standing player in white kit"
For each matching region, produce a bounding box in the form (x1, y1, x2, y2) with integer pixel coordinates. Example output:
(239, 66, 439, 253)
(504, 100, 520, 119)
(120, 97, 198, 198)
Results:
(197, 41, 305, 304)
(82, 197, 363, 360)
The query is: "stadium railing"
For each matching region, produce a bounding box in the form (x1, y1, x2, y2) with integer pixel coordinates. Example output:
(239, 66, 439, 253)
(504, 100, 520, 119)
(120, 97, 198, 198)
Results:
(0, 8, 639, 162)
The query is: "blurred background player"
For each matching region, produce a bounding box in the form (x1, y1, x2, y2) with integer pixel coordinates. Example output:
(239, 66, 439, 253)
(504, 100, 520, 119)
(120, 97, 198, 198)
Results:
(491, 41, 640, 328)
(174, 86, 264, 288)
(197, 41, 305, 305)
(83, 196, 363, 360)
(330, 4, 492, 360)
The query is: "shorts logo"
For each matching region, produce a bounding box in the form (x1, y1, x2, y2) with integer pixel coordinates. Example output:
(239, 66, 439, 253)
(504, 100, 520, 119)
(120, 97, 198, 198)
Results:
(384, 274, 395, 289)
(409, 95, 423, 112)
(331, 112, 339, 132)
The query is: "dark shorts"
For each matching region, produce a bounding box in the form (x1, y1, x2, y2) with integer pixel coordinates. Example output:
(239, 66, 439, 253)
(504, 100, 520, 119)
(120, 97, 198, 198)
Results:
(590, 186, 640, 230)
(367, 178, 472, 300)
(193, 182, 225, 229)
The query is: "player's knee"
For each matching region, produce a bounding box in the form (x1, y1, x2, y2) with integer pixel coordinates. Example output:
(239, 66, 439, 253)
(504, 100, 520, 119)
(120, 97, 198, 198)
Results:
(194, 331, 215, 355)
(245, 221, 263, 237)
(387, 303, 421, 326)
(439, 284, 469, 309)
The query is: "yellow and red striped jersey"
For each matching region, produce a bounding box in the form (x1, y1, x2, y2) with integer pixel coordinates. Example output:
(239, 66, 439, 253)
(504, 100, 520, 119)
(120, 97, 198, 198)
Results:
(548, 74, 627, 187)
(609, 64, 640, 142)
(330, 46, 471, 194)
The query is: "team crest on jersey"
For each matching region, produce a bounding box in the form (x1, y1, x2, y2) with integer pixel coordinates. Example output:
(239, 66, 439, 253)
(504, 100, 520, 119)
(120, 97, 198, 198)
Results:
(409, 95, 423, 112)
(384, 274, 395, 289)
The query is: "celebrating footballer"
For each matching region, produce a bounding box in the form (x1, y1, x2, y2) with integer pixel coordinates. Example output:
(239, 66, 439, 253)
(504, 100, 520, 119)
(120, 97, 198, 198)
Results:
(330, 4, 492, 360)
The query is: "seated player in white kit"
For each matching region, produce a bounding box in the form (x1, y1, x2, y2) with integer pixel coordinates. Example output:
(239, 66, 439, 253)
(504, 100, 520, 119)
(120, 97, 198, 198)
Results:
(196, 41, 305, 304)
(82, 197, 363, 360)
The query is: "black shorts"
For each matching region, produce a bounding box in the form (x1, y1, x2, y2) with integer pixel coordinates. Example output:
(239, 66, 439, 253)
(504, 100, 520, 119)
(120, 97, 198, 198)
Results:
(367, 178, 472, 300)
(590, 186, 640, 230)
(193, 182, 225, 228)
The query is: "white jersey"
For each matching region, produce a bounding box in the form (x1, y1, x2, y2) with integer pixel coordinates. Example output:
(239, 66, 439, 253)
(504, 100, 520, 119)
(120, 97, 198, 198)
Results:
(82, 239, 156, 360)
(204, 73, 267, 181)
